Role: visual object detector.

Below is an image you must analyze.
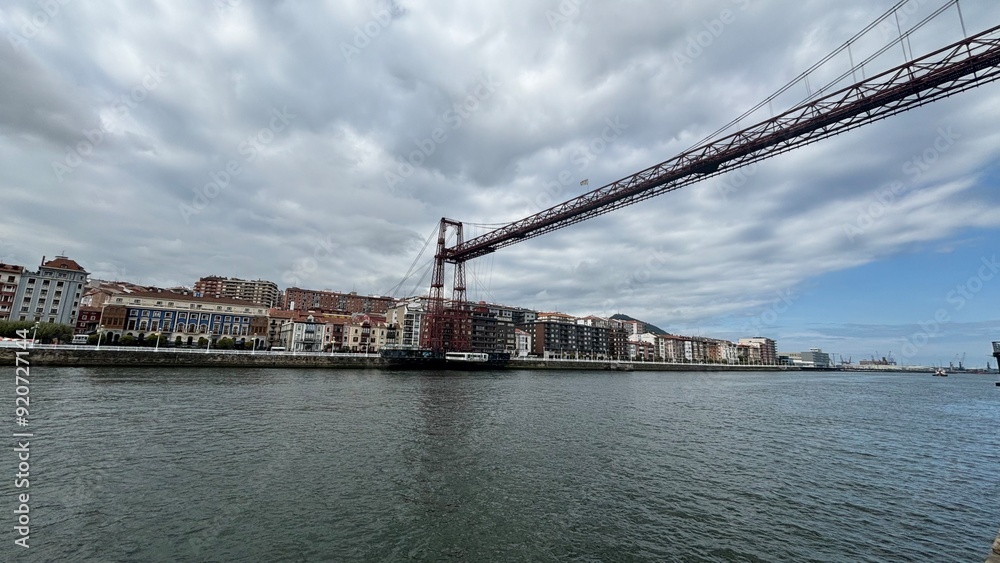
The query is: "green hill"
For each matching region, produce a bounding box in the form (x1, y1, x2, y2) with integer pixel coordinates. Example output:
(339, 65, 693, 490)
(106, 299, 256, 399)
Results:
(610, 313, 669, 335)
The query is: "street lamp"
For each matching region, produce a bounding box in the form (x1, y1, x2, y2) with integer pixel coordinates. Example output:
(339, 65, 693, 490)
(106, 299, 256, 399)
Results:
(206, 330, 212, 354)
(31, 322, 39, 348)
(96, 325, 103, 350)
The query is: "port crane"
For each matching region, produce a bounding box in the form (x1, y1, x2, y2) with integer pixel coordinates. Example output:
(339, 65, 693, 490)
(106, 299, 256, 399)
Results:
(421, 4, 1000, 352)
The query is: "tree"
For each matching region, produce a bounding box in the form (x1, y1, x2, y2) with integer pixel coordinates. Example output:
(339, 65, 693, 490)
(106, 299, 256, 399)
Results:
(146, 333, 167, 348)
(0, 321, 74, 343)
(88, 333, 100, 345)
(119, 334, 135, 346)
(197, 337, 208, 348)
(175, 336, 183, 347)
(215, 337, 235, 350)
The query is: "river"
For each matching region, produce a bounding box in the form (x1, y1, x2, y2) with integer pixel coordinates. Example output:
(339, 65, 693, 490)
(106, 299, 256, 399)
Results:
(5, 367, 998, 561)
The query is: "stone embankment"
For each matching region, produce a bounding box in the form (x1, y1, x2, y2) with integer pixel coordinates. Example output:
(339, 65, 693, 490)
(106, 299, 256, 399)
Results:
(987, 528, 1000, 563)
(1, 347, 799, 371)
(1, 348, 378, 369)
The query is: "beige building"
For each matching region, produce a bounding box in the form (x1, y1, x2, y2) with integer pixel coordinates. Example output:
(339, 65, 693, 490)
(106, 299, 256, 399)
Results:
(194, 276, 280, 308)
(0, 262, 25, 321)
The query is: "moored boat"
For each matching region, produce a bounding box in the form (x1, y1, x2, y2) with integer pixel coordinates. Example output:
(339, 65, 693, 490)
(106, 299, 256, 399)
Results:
(380, 347, 510, 370)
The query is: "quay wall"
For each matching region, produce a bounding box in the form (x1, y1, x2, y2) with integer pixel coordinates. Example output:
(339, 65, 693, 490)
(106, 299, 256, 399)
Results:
(1, 348, 379, 369)
(1, 347, 798, 371)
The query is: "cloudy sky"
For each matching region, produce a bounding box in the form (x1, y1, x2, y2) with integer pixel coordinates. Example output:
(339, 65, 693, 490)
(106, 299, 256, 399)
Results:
(2, 0, 999, 366)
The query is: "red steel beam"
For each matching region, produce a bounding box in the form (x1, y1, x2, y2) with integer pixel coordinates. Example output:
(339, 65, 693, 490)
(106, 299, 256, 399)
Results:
(443, 23, 1000, 263)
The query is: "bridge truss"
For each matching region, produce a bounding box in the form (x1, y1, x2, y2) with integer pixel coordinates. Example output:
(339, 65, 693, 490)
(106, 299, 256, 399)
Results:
(422, 20, 1000, 352)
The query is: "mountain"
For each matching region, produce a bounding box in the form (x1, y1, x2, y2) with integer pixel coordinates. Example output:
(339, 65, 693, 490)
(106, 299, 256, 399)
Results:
(610, 313, 669, 335)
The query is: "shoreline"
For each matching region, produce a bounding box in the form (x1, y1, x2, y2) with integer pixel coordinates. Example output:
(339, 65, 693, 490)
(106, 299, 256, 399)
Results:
(2, 347, 801, 371)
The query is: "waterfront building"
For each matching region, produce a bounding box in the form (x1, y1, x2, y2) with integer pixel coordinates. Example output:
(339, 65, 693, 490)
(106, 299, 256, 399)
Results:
(657, 335, 686, 362)
(344, 314, 389, 353)
(530, 312, 609, 359)
(278, 313, 329, 352)
(385, 297, 426, 349)
(194, 276, 280, 308)
(75, 306, 102, 335)
(101, 289, 268, 346)
(782, 348, 832, 368)
(737, 343, 762, 364)
(628, 340, 656, 361)
(282, 288, 394, 315)
(514, 328, 531, 357)
(706, 338, 739, 364)
(11, 256, 89, 325)
(265, 309, 298, 349)
(739, 337, 777, 365)
(0, 262, 25, 321)
(470, 303, 515, 354)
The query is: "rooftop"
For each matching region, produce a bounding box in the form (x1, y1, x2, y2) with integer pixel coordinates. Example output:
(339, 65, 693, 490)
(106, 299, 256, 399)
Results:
(41, 255, 87, 272)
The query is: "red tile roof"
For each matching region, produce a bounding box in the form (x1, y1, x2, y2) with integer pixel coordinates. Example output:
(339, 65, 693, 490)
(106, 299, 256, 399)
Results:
(42, 256, 87, 272)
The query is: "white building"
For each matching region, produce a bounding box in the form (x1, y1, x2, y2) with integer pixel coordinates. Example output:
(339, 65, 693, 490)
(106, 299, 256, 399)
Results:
(278, 314, 328, 352)
(514, 328, 531, 357)
(385, 297, 425, 348)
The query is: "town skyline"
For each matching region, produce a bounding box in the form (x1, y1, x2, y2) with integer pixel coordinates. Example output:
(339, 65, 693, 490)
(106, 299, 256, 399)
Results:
(2, 1, 999, 367)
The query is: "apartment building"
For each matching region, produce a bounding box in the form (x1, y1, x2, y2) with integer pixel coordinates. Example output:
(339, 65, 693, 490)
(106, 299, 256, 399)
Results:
(11, 256, 89, 325)
(0, 262, 24, 321)
(194, 276, 280, 308)
(101, 289, 268, 346)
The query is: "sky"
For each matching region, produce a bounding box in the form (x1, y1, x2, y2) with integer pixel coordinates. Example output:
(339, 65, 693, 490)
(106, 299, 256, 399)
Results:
(1, 0, 999, 367)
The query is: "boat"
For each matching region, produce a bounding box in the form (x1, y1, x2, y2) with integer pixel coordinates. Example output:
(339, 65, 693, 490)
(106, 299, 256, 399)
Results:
(380, 347, 510, 369)
(933, 367, 948, 377)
